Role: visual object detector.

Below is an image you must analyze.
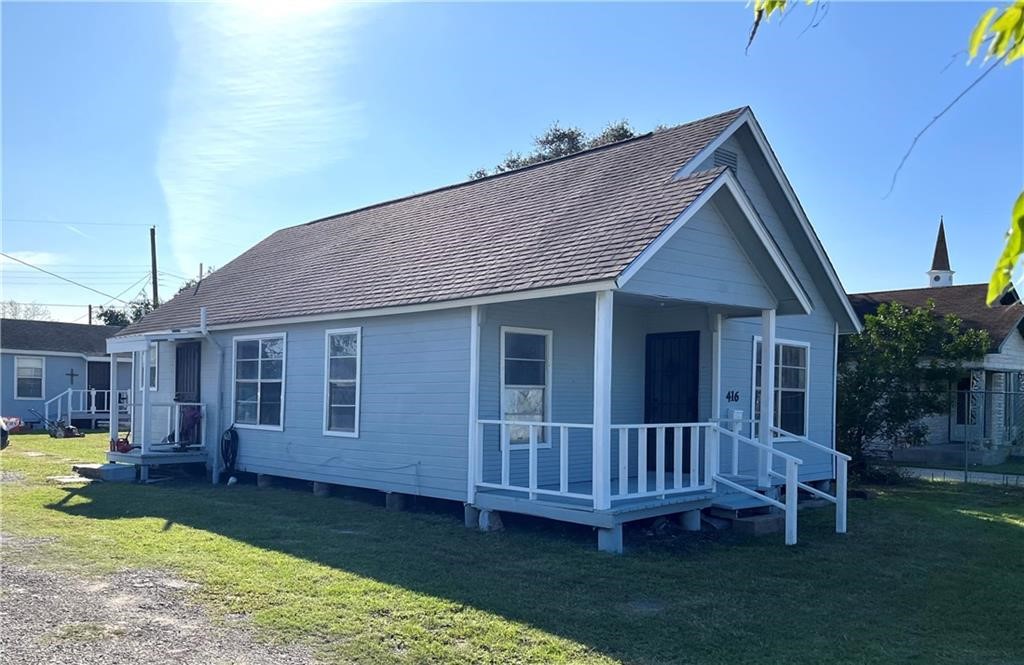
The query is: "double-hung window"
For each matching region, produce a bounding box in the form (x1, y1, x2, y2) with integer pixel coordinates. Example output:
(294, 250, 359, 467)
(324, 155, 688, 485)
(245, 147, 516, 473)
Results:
(753, 338, 808, 438)
(324, 328, 361, 436)
(501, 327, 551, 446)
(233, 334, 286, 429)
(14, 356, 44, 399)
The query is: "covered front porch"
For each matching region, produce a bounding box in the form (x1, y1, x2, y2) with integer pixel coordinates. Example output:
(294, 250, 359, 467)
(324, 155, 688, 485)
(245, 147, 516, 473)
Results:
(104, 323, 214, 481)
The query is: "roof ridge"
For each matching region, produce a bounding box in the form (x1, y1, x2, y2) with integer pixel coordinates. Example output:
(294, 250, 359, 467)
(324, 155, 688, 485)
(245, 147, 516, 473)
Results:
(296, 106, 748, 231)
(850, 283, 988, 296)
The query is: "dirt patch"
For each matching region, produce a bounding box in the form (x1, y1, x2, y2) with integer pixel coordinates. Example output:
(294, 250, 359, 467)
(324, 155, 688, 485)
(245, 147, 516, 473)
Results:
(0, 534, 316, 664)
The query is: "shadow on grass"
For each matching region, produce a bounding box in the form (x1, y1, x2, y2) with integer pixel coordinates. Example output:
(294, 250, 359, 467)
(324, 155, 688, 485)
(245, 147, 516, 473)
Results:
(42, 477, 1024, 663)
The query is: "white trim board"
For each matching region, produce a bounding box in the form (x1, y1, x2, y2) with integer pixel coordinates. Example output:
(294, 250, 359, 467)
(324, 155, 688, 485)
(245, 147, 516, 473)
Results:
(322, 327, 362, 439)
(674, 108, 861, 334)
(618, 169, 813, 316)
(1, 348, 129, 361)
(230, 332, 288, 432)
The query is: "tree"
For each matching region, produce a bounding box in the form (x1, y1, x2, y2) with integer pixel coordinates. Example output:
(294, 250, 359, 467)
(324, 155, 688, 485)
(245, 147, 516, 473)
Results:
(471, 120, 636, 178)
(746, 0, 1024, 306)
(837, 301, 988, 466)
(97, 296, 154, 327)
(0, 300, 51, 321)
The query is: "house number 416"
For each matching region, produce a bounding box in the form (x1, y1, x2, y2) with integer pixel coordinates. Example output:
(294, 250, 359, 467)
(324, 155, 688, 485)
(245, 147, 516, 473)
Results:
(725, 390, 741, 403)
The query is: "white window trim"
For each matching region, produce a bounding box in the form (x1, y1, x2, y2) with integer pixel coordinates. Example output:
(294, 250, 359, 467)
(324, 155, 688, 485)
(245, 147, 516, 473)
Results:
(231, 332, 287, 432)
(500, 325, 553, 450)
(13, 355, 45, 400)
(750, 335, 810, 442)
(322, 327, 362, 438)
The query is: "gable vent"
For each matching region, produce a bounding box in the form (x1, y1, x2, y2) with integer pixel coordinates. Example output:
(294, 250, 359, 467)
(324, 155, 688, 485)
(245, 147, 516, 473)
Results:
(713, 148, 738, 172)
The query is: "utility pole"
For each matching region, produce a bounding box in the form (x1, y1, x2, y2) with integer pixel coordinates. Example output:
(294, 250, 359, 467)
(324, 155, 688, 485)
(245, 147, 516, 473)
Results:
(150, 225, 159, 306)
(88, 304, 92, 325)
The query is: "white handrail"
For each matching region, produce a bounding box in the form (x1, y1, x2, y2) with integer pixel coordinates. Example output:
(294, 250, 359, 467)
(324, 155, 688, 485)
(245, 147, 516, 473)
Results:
(770, 425, 848, 535)
(711, 423, 802, 545)
(770, 426, 851, 461)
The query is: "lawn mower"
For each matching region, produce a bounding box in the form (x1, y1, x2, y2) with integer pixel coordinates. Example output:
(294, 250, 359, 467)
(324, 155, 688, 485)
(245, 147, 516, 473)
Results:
(26, 409, 84, 439)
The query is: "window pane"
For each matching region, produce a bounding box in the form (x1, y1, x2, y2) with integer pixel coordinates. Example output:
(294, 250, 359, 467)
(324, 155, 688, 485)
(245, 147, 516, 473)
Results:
(330, 357, 357, 381)
(236, 382, 258, 401)
(780, 367, 805, 390)
(330, 383, 356, 406)
(259, 403, 281, 426)
(236, 360, 258, 380)
(329, 406, 355, 432)
(261, 338, 284, 359)
(781, 345, 806, 367)
(261, 381, 282, 403)
(330, 333, 358, 357)
(237, 340, 259, 359)
(505, 332, 545, 360)
(236, 402, 257, 424)
(261, 359, 283, 380)
(779, 391, 805, 434)
(17, 378, 42, 398)
(505, 387, 544, 418)
(505, 359, 545, 386)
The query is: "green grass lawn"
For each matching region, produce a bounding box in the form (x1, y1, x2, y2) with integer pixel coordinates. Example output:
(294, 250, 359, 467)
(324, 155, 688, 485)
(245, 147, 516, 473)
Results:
(881, 457, 1024, 476)
(2, 432, 1022, 664)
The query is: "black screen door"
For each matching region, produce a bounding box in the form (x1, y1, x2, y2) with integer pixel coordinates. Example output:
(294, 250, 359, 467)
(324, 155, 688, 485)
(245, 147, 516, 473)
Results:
(87, 361, 110, 411)
(644, 331, 700, 471)
(175, 342, 202, 403)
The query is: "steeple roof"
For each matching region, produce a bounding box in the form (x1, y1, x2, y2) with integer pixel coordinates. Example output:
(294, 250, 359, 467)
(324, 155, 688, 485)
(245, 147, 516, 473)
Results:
(931, 218, 951, 272)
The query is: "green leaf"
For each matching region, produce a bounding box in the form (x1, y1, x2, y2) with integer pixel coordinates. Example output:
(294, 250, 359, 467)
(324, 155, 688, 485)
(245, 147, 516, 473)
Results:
(988, 189, 1024, 305)
(969, 7, 998, 60)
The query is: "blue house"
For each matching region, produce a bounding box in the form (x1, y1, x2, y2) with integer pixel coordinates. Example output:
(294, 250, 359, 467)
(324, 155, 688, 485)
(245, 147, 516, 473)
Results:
(106, 107, 860, 552)
(1, 318, 131, 429)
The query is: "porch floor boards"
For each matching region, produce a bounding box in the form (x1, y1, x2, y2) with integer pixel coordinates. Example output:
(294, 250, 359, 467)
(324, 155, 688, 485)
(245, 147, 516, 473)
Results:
(474, 471, 715, 527)
(106, 448, 208, 466)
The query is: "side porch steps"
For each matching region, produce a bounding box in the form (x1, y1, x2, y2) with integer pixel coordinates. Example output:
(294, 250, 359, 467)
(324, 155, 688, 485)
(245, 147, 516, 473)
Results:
(707, 474, 784, 535)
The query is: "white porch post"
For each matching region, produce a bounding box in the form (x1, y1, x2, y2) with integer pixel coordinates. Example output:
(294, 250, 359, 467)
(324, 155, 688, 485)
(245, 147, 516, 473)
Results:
(108, 352, 119, 444)
(759, 308, 776, 488)
(592, 290, 614, 511)
(466, 305, 481, 504)
(140, 345, 151, 455)
(710, 312, 723, 421)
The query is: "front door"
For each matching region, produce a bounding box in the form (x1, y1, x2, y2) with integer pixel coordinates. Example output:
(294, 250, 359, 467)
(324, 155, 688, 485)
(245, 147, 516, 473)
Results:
(644, 331, 700, 471)
(87, 361, 110, 411)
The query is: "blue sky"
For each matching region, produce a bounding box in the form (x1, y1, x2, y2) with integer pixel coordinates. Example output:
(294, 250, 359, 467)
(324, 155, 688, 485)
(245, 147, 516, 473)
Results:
(2, 1, 1021, 322)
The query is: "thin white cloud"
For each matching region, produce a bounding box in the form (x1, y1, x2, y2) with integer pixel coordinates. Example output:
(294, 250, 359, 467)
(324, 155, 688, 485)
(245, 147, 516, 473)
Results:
(64, 224, 91, 239)
(158, 1, 361, 270)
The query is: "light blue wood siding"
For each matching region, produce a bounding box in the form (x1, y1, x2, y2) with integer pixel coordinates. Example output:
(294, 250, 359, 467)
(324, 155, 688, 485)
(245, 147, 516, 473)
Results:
(620, 203, 776, 310)
(710, 136, 838, 479)
(207, 308, 471, 501)
(0, 352, 129, 422)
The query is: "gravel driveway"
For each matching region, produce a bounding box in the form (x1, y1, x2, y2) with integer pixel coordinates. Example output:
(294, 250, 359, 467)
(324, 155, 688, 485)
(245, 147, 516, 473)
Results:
(1, 534, 316, 664)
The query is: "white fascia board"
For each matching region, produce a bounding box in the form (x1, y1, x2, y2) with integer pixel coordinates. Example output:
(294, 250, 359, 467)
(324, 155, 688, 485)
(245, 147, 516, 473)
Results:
(675, 110, 862, 334)
(121, 280, 619, 337)
(617, 169, 812, 316)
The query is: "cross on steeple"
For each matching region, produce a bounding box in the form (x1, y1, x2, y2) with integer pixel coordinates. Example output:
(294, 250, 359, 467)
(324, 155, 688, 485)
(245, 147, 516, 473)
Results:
(927, 217, 954, 288)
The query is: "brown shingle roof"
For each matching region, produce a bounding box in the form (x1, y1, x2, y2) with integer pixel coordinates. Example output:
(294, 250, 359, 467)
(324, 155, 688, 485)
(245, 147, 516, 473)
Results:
(847, 284, 1022, 353)
(0, 319, 123, 355)
(123, 108, 746, 335)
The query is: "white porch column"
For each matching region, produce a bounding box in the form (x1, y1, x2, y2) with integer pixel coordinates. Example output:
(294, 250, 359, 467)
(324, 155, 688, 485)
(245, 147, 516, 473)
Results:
(466, 305, 481, 504)
(592, 290, 614, 511)
(710, 312, 723, 421)
(759, 308, 776, 488)
(140, 345, 151, 454)
(108, 352, 119, 444)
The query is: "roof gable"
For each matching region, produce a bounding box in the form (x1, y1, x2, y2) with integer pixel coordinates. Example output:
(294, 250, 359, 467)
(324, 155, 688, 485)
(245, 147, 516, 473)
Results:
(673, 109, 862, 333)
(122, 108, 746, 335)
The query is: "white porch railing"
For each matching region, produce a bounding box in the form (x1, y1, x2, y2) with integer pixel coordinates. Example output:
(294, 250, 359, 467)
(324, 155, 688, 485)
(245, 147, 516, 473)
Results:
(115, 401, 207, 453)
(771, 425, 849, 535)
(44, 388, 131, 422)
(609, 423, 718, 499)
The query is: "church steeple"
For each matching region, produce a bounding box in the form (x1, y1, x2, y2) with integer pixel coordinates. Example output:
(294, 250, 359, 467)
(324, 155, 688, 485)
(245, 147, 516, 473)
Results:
(927, 217, 954, 287)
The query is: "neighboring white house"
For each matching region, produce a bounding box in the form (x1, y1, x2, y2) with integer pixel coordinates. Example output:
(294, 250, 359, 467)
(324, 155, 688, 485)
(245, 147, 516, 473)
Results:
(848, 220, 1024, 466)
(105, 107, 860, 552)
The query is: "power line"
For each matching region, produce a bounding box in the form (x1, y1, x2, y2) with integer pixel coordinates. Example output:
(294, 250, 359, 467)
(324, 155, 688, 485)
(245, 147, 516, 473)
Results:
(2, 217, 154, 227)
(0, 252, 130, 303)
